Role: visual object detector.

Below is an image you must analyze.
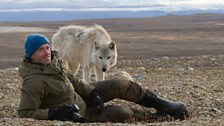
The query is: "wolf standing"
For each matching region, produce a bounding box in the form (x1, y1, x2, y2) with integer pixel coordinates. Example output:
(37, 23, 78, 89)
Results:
(18, 34, 189, 122)
(52, 24, 118, 83)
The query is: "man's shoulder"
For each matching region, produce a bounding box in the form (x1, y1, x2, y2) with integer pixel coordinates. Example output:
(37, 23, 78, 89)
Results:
(23, 74, 45, 83)
(21, 76, 45, 90)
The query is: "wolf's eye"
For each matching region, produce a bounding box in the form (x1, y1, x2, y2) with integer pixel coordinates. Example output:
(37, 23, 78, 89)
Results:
(108, 57, 111, 59)
(99, 57, 102, 59)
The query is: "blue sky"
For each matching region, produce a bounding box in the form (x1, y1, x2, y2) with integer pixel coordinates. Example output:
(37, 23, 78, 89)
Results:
(0, 0, 224, 11)
(1, 0, 224, 21)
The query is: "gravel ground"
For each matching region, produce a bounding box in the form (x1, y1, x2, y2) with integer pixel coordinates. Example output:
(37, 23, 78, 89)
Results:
(0, 55, 223, 126)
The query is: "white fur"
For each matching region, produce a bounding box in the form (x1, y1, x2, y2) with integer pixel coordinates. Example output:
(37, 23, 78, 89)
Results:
(52, 24, 118, 83)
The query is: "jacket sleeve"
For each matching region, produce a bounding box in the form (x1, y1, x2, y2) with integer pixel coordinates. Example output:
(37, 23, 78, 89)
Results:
(18, 79, 49, 120)
(67, 72, 94, 100)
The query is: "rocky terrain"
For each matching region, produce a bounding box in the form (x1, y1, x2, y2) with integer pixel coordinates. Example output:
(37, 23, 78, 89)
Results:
(0, 55, 223, 125)
(0, 14, 224, 125)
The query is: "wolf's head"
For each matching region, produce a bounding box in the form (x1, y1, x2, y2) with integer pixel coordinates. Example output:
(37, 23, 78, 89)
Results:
(92, 41, 118, 72)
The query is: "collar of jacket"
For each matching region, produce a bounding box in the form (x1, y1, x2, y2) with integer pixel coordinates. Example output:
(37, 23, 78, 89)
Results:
(18, 51, 66, 78)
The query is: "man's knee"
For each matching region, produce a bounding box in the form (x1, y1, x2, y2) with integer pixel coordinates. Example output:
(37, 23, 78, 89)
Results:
(95, 79, 145, 102)
(107, 79, 131, 91)
(85, 105, 134, 122)
(95, 79, 130, 89)
(94, 79, 130, 101)
(108, 79, 146, 101)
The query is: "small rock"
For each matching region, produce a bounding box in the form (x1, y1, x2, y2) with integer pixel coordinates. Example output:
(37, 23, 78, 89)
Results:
(209, 112, 216, 117)
(187, 67, 194, 71)
(4, 83, 17, 90)
(162, 56, 169, 60)
(201, 55, 210, 58)
(151, 58, 158, 61)
(0, 93, 3, 99)
(210, 58, 216, 61)
(177, 68, 185, 72)
(14, 67, 19, 71)
(137, 67, 146, 71)
(210, 108, 222, 113)
(132, 75, 144, 80)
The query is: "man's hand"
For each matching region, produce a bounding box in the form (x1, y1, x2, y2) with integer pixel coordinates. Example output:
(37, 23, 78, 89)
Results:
(48, 104, 85, 122)
(87, 89, 104, 114)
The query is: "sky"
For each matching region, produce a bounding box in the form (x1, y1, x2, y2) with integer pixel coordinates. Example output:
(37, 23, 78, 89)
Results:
(0, 0, 224, 11)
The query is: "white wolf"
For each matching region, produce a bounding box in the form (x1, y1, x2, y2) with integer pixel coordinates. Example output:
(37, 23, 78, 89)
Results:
(52, 24, 118, 83)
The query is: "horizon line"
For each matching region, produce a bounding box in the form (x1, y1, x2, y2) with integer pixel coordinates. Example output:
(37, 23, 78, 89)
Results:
(0, 7, 224, 13)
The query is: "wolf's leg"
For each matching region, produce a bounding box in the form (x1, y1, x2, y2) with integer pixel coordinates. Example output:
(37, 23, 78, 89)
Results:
(95, 67, 104, 81)
(62, 59, 70, 70)
(82, 65, 91, 83)
(66, 58, 80, 76)
(71, 63, 80, 77)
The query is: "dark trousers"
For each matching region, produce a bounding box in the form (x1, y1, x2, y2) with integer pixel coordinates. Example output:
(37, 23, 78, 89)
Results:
(85, 79, 146, 122)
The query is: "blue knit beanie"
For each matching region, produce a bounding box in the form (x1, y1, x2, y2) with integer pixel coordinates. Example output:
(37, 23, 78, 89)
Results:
(24, 34, 50, 58)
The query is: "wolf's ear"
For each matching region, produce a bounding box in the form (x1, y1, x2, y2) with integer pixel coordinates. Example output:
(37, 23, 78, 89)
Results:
(74, 32, 83, 41)
(108, 41, 116, 50)
(76, 32, 83, 38)
(94, 41, 100, 50)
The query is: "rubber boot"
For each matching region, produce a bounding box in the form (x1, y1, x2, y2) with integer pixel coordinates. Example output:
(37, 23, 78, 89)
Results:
(136, 90, 189, 120)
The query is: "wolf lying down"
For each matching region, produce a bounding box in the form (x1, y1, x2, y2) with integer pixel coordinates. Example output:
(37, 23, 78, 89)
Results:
(52, 24, 118, 83)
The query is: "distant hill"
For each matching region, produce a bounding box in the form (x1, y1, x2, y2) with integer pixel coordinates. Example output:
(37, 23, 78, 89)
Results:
(0, 9, 224, 22)
(1, 14, 224, 68)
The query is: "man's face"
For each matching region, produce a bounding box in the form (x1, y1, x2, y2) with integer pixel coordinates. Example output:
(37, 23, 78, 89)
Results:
(31, 44, 51, 65)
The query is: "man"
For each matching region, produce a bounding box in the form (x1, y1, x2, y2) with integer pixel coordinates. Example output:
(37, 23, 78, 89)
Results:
(18, 34, 189, 122)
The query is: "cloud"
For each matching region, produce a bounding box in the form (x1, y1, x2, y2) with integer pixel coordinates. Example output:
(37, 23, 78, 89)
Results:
(0, 0, 224, 10)
(0, 0, 116, 9)
(1, 0, 72, 3)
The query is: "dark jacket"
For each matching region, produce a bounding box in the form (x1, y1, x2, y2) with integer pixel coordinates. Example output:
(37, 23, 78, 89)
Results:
(18, 51, 94, 119)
